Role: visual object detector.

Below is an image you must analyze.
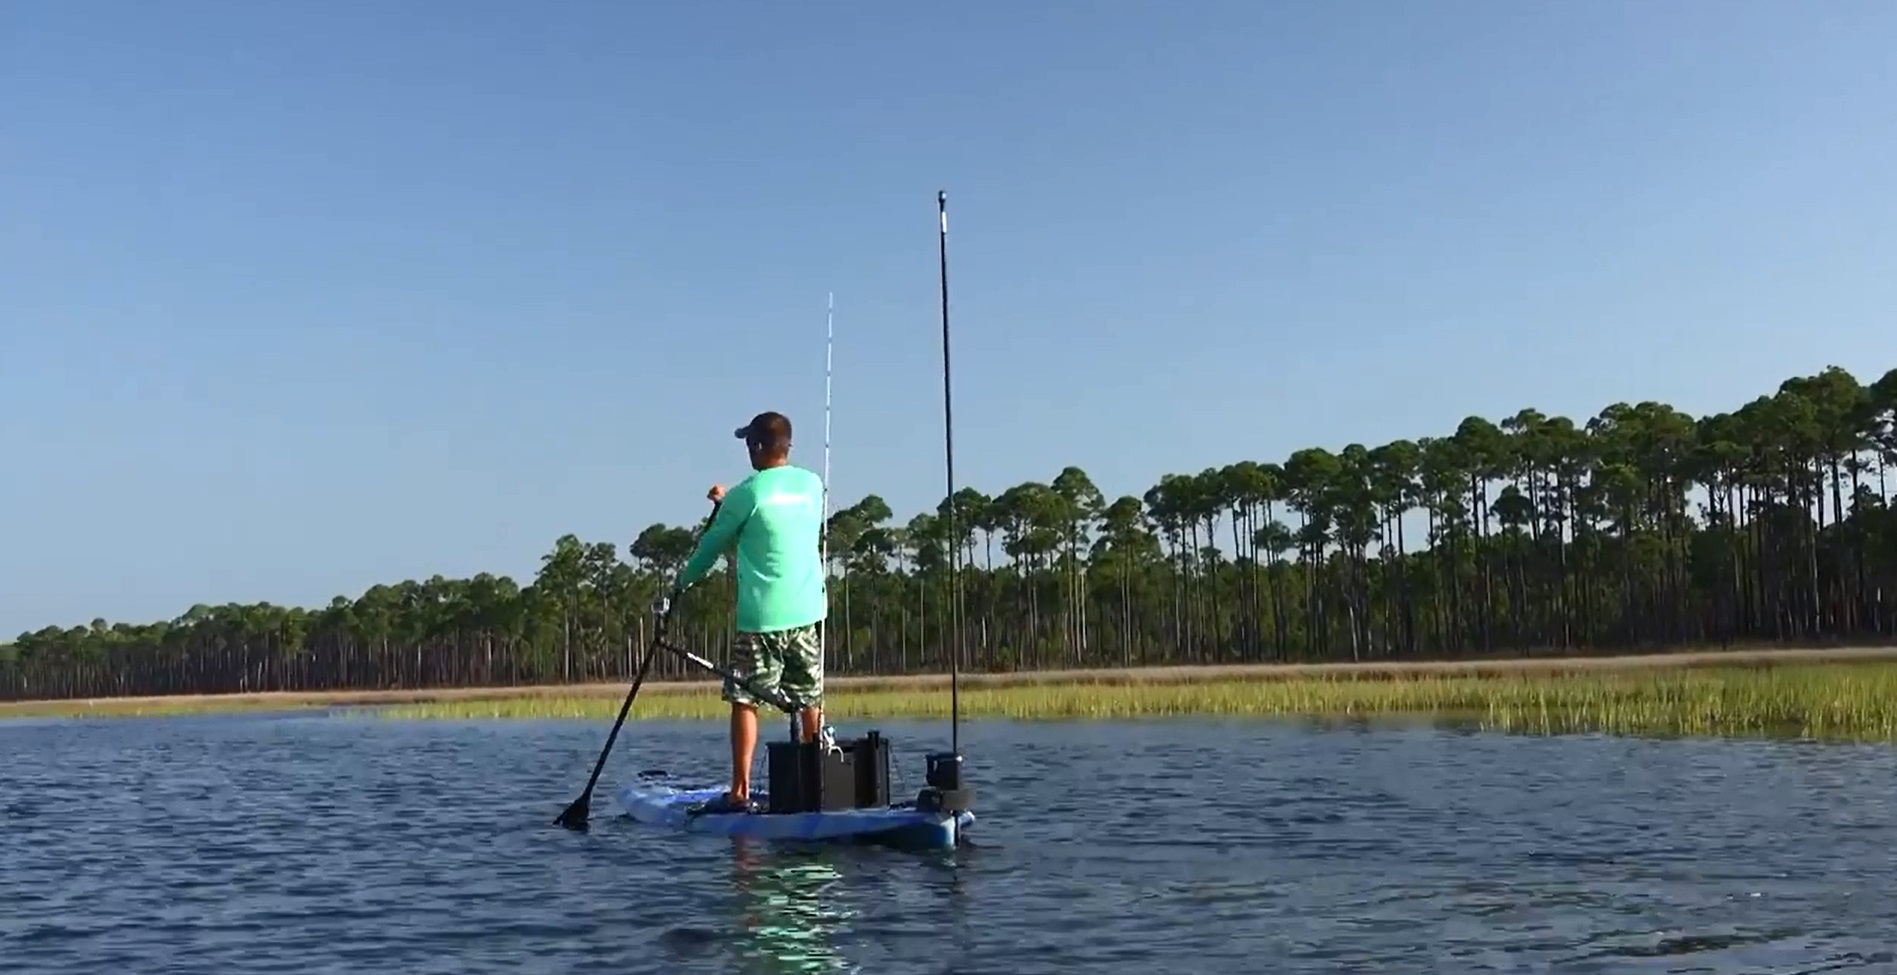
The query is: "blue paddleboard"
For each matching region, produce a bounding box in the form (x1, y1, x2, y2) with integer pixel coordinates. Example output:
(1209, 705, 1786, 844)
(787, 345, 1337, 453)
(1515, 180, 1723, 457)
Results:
(615, 774, 973, 850)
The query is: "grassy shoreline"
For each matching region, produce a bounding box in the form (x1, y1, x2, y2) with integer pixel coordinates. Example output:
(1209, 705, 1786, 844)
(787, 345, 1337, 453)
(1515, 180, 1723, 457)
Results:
(373, 661, 1897, 742)
(7, 646, 1897, 740)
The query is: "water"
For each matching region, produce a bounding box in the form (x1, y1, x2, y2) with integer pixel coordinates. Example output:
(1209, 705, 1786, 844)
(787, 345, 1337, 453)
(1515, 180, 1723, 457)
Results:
(4, 712, 1896, 974)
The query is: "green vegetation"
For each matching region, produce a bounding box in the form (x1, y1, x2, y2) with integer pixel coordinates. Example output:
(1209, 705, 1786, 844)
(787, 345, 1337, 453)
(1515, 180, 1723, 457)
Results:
(371, 662, 1897, 742)
(5, 365, 1896, 705)
(0, 696, 333, 719)
(9, 659, 1897, 743)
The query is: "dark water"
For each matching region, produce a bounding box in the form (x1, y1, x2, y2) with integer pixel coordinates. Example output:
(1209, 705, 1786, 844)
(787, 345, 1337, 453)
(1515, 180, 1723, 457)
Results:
(3, 712, 1895, 975)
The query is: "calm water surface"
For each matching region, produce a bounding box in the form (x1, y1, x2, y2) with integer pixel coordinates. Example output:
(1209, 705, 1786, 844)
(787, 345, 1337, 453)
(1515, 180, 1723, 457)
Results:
(3, 712, 1895, 974)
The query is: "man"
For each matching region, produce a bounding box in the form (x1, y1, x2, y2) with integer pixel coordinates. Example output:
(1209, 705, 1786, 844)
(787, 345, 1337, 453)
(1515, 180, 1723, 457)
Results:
(669, 410, 828, 814)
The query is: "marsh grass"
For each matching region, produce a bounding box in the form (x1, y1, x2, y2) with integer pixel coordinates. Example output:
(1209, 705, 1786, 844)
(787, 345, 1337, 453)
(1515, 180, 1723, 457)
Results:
(11, 658, 1897, 742)
(0, 698, 329, 719)
(369, 663, 1897, 741)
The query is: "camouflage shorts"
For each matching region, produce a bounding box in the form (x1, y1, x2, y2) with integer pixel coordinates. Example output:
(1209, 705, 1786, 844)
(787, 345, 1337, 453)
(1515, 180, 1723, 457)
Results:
(723, 623, 824, 711)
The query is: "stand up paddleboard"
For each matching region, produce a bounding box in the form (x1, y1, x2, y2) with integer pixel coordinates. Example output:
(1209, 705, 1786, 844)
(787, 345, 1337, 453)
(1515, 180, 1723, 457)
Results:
(613, 724, 975, 852)
(617, 772, 975, 851)
(608, 191, 977, 853)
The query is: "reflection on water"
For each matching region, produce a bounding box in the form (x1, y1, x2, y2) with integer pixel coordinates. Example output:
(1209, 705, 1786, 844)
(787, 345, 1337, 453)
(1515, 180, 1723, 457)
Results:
(727, 838, 857, 974)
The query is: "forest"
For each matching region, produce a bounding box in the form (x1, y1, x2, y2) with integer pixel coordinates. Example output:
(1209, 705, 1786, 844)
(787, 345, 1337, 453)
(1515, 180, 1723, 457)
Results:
(4, 365, 1895, 703)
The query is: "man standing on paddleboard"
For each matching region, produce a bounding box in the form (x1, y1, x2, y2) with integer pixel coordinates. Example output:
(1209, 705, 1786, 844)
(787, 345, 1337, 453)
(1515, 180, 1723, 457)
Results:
(668, 410, 829, 815)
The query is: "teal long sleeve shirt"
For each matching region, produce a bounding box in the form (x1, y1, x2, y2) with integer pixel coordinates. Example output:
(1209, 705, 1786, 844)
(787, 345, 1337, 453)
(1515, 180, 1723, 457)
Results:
(674, 464, 828, 633)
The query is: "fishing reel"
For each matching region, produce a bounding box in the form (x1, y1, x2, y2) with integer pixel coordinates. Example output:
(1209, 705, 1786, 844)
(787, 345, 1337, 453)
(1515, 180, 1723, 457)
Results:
(785, 714, 844, 757)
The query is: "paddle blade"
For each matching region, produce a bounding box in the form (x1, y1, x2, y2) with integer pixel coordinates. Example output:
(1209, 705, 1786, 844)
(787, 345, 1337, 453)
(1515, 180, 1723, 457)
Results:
(554, 795, 591, 831)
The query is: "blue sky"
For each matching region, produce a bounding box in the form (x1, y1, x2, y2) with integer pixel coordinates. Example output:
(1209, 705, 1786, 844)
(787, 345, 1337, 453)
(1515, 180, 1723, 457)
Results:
(3, 0, 1895, 637)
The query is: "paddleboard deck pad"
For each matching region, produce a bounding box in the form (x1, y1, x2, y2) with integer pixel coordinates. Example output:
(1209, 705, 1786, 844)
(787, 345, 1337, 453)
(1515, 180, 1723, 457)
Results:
(616, 773, 974, 851)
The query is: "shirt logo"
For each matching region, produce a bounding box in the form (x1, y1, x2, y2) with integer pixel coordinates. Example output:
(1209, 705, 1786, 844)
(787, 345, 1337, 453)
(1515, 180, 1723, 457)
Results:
(759, 490, 813, 508)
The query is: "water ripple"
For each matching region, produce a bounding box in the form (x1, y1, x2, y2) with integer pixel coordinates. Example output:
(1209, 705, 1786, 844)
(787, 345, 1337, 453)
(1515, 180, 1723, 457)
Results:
(2, 715, 1895, 973)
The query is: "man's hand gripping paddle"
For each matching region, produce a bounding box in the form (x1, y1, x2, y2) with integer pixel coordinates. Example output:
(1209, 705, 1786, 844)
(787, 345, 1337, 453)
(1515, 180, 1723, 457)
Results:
(553, 499, 721, 832)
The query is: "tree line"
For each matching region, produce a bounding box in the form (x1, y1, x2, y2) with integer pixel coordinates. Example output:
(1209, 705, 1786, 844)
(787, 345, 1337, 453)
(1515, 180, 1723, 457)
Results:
(4, 365, 1896, 703)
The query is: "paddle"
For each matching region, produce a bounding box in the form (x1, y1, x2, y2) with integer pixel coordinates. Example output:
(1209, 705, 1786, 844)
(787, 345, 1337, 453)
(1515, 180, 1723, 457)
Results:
(553, 499, 722, 832)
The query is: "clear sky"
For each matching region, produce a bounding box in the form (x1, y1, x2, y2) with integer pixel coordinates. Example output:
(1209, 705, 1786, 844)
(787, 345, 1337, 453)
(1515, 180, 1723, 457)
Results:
(3, 0, 1895, 637)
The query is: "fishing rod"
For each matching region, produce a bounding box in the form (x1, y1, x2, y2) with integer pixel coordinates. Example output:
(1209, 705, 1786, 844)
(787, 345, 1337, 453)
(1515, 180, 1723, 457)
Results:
(936, 189, 962, 763)
(819, 291, 834, 666)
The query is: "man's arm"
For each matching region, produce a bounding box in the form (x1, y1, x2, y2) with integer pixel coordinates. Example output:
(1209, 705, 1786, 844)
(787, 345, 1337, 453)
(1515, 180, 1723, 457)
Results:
(675, 482, 754, 591)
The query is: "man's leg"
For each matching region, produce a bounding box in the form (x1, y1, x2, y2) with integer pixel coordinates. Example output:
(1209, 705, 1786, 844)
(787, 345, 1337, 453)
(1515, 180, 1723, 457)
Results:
(778, 623, 826, 742)
(720, 630, 784, 805)
(729, 701, 758, 800)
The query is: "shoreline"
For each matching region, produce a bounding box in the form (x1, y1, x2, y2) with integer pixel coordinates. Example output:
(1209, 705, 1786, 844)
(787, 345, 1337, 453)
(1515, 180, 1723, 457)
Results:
(6, 644, 1897, 717)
